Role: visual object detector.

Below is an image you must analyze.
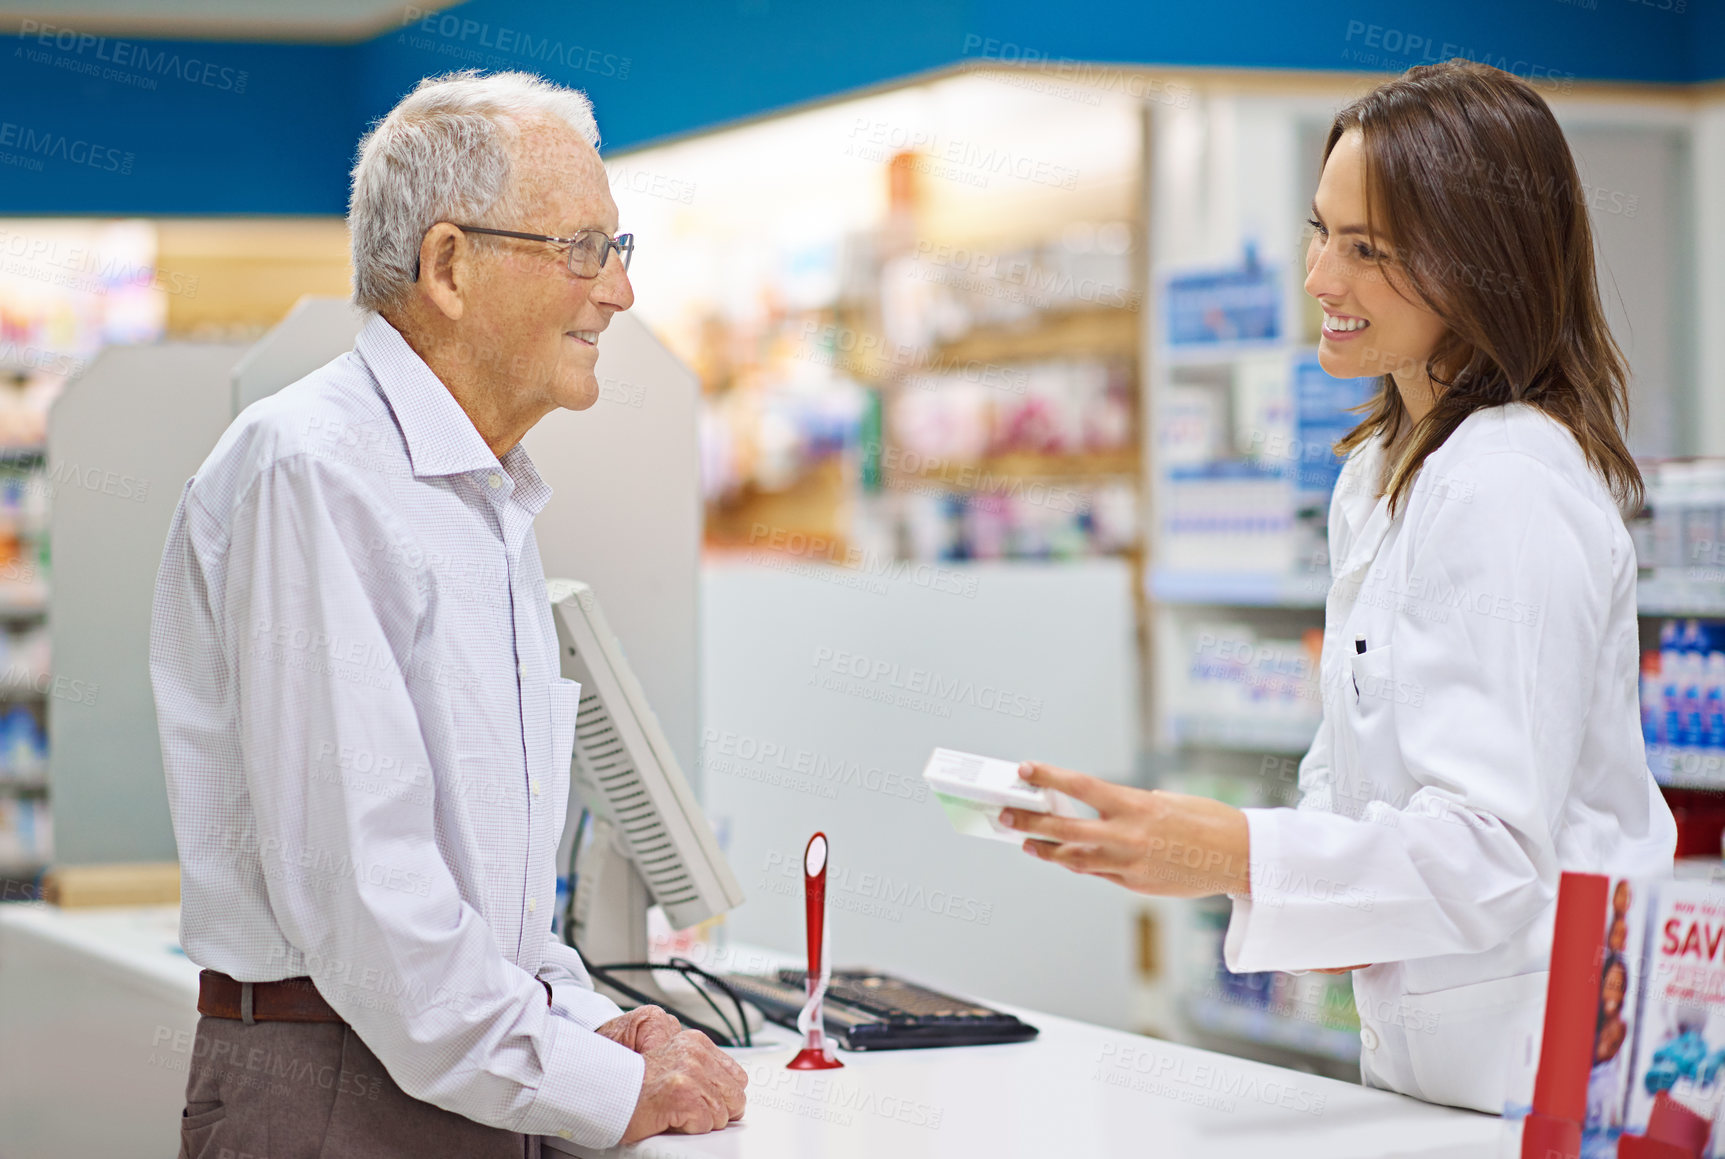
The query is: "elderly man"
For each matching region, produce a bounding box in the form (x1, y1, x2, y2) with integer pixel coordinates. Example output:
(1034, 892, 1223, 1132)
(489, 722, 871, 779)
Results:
(151, 71, 745, 1158)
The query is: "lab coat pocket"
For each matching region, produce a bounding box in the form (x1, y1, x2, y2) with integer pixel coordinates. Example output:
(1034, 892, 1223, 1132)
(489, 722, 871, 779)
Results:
(1401, 969, 1548, 1114)
(1340, 646, 1402, 795)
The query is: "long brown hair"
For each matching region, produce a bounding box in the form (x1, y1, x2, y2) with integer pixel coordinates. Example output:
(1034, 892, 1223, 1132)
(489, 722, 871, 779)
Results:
(1327, 59, 1642, 514)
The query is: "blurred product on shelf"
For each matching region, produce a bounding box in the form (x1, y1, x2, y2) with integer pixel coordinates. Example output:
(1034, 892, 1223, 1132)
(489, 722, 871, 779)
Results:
(1161, 461, 1296, 573)
(606, 70, 1144, 565)
(0, 219, 166, 449)
(1170, 621, 1323, 749)
(891, 359, 1134, 460)
(882, 223, 1139, 351)
(1163, 248, 1282, 348)
(699, 374, 869, 502)
(1643, 618, 1725, 788)
(0, 623, 51, 689)
(0, 794, 51, 869)
(1155, 347, 1376, 580)
(0, 706, 45, 782)
(1634, 458, 1725, 579)
(891, 477, 1138, 562)
(1184, 896, 1361, 1063)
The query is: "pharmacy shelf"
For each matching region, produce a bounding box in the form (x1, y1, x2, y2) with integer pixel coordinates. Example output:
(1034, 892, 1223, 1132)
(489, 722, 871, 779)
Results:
(1181, 993, 1361, 1065)
(1149, 568, 1328, 609)
(1637, 574, 1725, 617)
(1648, 745, 1725, 791)
(886, 448, 1141, 482)
(1153, 568, 1725, 619)
(0, 446, 44, 468)
(0, 779, 46, 795)
(1169, 712, 1318, 754)
(934, 306, 1140, 365)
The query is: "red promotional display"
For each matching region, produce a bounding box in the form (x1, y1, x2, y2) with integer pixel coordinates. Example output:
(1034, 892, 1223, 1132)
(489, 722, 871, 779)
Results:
(1526, 872, 1725, 1159)
(1522, 872, 1610, 1159)
(787, 832, 843, 1071)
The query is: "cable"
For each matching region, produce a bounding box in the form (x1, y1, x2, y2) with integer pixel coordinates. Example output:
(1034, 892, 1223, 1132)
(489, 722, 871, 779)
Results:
(560, 814, 752, 1046)
(585, 957, 753, 1048)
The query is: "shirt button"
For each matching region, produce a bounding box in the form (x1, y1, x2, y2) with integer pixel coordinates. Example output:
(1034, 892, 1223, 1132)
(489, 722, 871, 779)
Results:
(1360, 1025, 1380, 1052)
(526, 897, 537, 913)
(487, 473, 503, 490)
(531, 778, 542, 797)
(558, 1129, 573, 1140)
(518, 660, 529, 679)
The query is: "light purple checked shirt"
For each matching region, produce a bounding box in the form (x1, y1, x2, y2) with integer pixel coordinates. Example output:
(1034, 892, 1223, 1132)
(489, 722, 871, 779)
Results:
(151, 313, 644, 1148)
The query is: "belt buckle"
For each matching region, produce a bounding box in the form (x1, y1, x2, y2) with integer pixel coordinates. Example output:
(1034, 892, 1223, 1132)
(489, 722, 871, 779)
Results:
(240, 980, 255, 1025)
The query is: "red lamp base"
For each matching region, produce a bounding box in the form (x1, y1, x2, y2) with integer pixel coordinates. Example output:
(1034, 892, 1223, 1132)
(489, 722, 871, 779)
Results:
(787, 1046, 844, 1070)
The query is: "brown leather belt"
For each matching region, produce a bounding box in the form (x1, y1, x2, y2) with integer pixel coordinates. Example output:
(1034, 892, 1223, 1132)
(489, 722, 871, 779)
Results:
(198, 969, 554, 1023)
(198, 970, 345, 1024)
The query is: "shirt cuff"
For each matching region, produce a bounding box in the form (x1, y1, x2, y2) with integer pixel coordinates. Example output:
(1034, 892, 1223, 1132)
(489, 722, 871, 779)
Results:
(548, 978, 626, 1031)
(1223, 807, 1287, 975)
(521, 1012, 645, 1148)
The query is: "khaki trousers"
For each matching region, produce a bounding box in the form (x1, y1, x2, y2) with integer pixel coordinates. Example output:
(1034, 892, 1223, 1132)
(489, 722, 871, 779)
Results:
(178, 1014, 542, 1159)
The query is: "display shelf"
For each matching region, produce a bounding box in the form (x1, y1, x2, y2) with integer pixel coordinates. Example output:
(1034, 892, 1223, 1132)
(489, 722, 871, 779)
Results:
(1159, 338, 1288, 368)
(1648, 745, 1725, 791)
(0, 779, 46, 795)
(1170, 712, 1318, 754)
(1153, 567, 1725, 619)
(933, 306, 1140, 365)
(1149, 568, 1328, 609)
(0, 591, 47, 618)
(1636, 574, 1725, 617)
(887, 448, 1140, 483)
(1181, 993, 1361, 1065)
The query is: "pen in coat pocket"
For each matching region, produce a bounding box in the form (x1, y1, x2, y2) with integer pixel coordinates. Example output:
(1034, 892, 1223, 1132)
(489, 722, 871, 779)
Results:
(1352, 635, 1366, 695)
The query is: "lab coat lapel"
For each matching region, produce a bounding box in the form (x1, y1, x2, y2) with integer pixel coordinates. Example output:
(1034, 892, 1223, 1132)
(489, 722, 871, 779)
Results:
(1331, 438, 1394, 582)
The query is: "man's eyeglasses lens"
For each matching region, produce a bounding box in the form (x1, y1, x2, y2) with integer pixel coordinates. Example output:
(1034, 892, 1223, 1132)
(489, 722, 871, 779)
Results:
(569, 232, 634, 277)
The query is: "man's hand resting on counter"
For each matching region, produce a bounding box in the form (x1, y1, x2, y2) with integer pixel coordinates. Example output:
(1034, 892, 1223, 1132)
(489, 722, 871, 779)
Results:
(620, 1029, 748, 1144)
(596, 1005, 683, 1054)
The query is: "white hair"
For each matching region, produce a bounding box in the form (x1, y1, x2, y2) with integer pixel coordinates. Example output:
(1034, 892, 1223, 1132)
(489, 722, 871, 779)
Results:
(348, 70, 600, 312)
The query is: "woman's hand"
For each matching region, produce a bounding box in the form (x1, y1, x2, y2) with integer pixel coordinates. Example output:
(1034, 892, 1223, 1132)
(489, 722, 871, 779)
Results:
(999, 762, 1252, 898)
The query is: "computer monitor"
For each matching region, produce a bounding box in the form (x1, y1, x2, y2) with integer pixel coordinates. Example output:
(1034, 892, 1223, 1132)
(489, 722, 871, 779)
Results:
(549, 580, 744, 1005)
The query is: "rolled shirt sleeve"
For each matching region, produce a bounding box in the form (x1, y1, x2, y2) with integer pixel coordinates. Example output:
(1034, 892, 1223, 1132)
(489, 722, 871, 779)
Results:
(223, 455, 643, 1147)
(1226, 451, 1603, 972)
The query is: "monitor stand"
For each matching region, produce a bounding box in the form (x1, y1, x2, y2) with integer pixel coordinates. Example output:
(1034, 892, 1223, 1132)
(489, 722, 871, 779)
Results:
(570, 818, 677, 1009)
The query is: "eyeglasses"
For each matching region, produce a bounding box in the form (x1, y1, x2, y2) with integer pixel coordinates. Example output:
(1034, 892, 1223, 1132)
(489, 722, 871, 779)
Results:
(453, 225, 634, 278)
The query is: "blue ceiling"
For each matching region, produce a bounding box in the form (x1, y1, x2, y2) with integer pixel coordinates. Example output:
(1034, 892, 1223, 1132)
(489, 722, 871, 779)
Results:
(1, 0, 1717, 215)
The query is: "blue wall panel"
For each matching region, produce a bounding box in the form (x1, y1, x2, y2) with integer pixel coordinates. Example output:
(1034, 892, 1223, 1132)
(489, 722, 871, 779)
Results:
(0, 33, 359, 213)
(0, 0, 1712, 215)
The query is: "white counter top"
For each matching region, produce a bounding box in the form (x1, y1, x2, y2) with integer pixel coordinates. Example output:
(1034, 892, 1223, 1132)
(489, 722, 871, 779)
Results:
(546, 996, 1506, 1159)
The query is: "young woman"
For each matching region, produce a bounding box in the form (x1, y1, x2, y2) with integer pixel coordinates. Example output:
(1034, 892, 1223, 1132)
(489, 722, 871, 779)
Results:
(1002, 59, 1676, 1114)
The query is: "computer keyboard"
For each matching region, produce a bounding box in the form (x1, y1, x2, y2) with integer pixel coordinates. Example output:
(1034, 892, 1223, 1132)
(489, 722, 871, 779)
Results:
(721, 968, 1038, 1050)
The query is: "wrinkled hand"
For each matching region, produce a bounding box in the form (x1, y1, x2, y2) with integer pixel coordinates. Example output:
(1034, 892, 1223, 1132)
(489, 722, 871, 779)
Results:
(596, 1005, 682, 1054)
(999, 762, 1251, 898)
(620, 1029, 748, 1144)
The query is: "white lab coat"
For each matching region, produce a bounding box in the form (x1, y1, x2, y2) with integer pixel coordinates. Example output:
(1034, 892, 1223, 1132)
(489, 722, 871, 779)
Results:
(1224, 402, 1676, 1114)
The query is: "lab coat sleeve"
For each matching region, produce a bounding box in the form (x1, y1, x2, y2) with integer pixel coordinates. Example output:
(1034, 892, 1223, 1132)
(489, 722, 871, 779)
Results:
(1226, 450, 1610, 972)
(225, 456, 643, 1147)
(538, 931, 628, 1030)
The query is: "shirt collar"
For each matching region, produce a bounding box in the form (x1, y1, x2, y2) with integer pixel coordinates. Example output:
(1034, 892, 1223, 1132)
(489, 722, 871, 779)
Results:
(355, 314, 552, 516)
